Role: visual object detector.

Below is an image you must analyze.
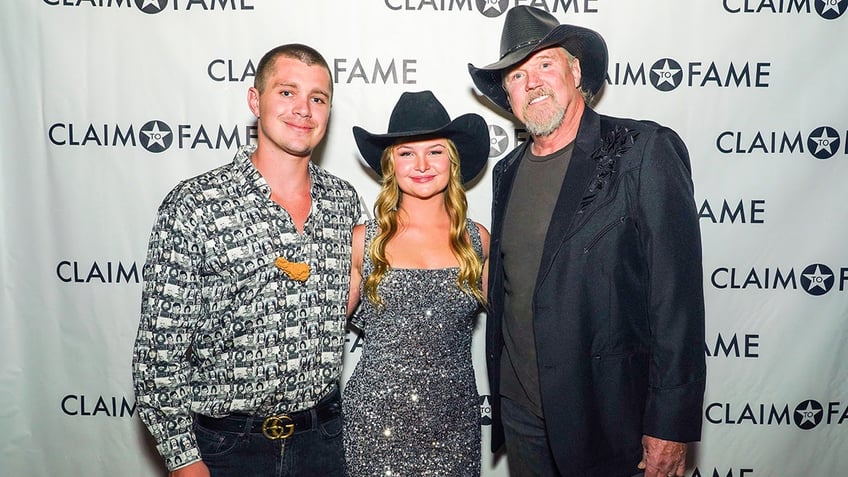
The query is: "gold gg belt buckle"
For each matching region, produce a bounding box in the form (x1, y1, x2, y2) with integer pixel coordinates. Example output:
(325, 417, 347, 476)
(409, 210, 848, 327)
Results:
(261, 415, 295, 440)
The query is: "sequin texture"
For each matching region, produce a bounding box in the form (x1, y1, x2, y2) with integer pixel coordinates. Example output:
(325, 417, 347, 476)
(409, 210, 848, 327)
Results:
(343, 220, 483, 476)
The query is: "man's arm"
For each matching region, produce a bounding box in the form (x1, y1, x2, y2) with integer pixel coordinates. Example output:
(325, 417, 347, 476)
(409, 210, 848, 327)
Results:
(132, 191, 205, 471)
(636, 126, 707, 442)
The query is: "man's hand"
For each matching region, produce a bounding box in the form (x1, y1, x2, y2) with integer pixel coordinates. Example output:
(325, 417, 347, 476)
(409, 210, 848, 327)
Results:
(637, 435, 686, 477)
(170, 461, 210, 477)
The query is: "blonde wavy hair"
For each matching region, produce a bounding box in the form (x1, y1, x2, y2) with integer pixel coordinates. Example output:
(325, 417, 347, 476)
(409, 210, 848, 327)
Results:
(364, 139, 485, 308)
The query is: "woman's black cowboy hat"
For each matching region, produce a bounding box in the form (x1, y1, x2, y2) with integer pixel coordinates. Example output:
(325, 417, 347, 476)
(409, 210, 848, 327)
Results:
(467, 6, 608, 113)
(353, 90, 490, 184)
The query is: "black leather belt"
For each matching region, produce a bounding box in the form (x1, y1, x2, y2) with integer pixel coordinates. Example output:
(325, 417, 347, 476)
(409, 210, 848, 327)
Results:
(195, 387, 340, 440)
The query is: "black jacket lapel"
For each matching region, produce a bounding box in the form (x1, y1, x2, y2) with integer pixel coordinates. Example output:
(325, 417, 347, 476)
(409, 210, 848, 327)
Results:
(536, 109, 602, 286)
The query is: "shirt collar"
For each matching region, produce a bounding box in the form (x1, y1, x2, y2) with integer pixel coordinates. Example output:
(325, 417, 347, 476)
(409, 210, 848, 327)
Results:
(232, 144, 328, 196)
(233, 144, 267, 194)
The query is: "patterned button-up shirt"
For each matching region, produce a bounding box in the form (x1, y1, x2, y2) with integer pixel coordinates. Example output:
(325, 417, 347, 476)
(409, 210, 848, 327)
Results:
(132, 145, 361, 470)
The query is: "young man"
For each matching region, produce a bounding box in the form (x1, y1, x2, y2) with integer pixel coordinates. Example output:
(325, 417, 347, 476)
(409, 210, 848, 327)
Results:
(469, 7, 706, 477)
(133, 43, 361, 477)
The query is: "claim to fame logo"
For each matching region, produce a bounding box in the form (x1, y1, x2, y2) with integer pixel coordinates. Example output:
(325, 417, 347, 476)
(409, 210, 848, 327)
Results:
(707, 398, 846, 429)
(800, 264, 835, 296)
(723, 0, 846, 18)
(710, 263, 845, 296)
(139, 120, 174, 152)
(794, 399, 824, 430)
(47, 119, 255, 151)
(488, 124, 509, 157)
(816, 0, 848, 19)
(807, 126, 841, 159)
(476, 0, 508, 17)
(649, 58, 683, 91)
(135, 0, 166, 14)
(479, 395, 492, 425)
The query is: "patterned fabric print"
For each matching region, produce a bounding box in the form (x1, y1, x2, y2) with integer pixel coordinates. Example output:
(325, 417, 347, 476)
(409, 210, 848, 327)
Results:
(343, 219, 483, 477)
(132, 144, 361, 470)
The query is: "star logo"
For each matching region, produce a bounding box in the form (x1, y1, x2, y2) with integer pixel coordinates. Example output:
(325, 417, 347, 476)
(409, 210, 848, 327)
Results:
(815, 0, 847, 19)
(807, 126, 841, 159)
(477, 0, 508, 18)
(800, 263, 834, 296)
(479, 394, 492, 426)
(823, 2, 841, 13)
(793, 400, 823, 430)
(488, 124, 509, 157)
(649, 58, 683, 92)
(140, 120, 174, 153)
(135, 0, 167, 14)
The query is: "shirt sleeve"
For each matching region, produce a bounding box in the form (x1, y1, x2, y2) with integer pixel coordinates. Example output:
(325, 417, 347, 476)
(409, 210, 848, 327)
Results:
(353, 188, 365, 224)
(637, 126, 707, 442)
(132, 188, 205, 471)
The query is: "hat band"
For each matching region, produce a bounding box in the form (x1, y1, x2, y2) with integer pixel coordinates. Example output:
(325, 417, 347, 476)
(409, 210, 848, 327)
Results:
(501, 38, 542, 60)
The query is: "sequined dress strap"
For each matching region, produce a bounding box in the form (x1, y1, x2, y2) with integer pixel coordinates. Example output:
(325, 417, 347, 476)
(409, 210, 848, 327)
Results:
(361, 220, 379, 280)
(465, 218, 483, 262)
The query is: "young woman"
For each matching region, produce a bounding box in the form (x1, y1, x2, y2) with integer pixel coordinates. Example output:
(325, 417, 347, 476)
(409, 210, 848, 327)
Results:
(343, 91, 490, 476)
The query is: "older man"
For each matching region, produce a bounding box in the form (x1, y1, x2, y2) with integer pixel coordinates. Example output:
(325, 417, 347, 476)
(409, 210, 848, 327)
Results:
(469, 7, 706, 477)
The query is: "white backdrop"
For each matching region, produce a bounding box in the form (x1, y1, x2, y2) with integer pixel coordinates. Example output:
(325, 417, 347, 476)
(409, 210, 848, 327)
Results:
(2, 1, 847, 475)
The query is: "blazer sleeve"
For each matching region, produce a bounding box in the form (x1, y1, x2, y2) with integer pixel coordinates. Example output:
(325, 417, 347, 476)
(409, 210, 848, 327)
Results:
(636, 126, 706, 442)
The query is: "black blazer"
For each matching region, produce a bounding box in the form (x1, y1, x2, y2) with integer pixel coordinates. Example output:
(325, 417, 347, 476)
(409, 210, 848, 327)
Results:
(486, 107, 706, 476)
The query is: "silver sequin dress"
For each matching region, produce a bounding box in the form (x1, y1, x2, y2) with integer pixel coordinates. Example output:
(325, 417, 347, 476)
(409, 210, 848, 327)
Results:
(343, 219, 483, 477)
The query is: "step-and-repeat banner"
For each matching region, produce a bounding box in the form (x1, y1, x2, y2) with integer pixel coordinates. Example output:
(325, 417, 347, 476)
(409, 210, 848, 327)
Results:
(2, 1, 846, 475)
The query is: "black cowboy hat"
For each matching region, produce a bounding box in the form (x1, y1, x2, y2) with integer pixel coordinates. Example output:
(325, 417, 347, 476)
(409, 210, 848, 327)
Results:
(353, 91, 490, 184)
(467, 6, 608, 113)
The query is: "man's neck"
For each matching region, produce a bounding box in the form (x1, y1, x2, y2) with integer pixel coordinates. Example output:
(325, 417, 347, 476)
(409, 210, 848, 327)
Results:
(250, 144, 312, 195)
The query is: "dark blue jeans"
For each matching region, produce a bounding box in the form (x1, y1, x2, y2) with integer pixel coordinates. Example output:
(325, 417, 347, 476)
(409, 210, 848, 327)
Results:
(194, 397, 344, 477)
(501, 396, 560, 477)
(501, 396, 645, 477)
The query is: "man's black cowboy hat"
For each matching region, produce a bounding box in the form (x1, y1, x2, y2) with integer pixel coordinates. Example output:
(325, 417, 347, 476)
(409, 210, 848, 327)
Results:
(468, 6, 608, 113)
(353, 90, 489, 184)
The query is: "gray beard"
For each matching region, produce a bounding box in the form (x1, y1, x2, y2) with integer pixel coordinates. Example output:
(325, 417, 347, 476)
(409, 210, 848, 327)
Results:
(523, 106, 565, 137)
